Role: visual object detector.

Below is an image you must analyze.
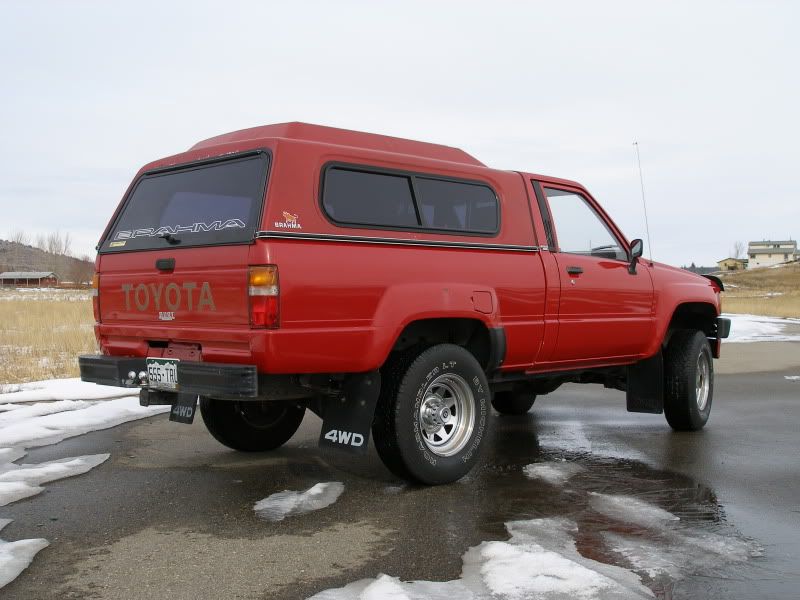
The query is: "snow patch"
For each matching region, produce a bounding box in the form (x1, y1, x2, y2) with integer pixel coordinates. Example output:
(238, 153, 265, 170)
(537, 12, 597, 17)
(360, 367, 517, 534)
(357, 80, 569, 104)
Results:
(0, 482, 42, 506)
(0, 400, 92, 425)
(785, 376, 800, 381)
(603, 528, 761, 581)
(0, 519, 48, 589)
(359, 575, 414, 600)
(478, 540, 615, 598)
(0, 378, 169, 587)
(309, 518, 654, 599)
(254, 482, 345, 521)
(310, 493, 761, 600)
(0, 455, 110, 506)
(0, 378, 135, 404)
(589, 493, 679, 529)
(723, 313, 800, 343)
(0, 397, 168, 449)
(523, 461, 584, 485)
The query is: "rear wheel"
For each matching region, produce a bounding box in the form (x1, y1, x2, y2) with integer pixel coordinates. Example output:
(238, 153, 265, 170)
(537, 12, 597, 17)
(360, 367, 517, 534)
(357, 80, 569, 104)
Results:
(372, 344, 491, 485)
(200, 398, 306, 451)
(664, 329, 713, 431)
(491, 391, 536, 415)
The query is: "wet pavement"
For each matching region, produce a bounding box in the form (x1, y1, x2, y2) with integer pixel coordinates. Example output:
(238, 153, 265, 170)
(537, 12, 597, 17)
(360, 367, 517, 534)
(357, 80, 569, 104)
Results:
(3, 360, 799, 599)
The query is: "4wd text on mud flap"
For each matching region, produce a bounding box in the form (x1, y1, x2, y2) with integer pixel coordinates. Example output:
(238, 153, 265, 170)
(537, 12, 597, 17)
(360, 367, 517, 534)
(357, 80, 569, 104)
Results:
(121, 282, 216, 312)
(171, 405, 195, 419)
(324, 429, 364, 447)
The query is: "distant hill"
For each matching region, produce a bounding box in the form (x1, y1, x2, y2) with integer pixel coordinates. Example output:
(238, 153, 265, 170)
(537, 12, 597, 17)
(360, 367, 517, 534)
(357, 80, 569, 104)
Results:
(0, 239, 94, 284)
(682, 265, 718, 275)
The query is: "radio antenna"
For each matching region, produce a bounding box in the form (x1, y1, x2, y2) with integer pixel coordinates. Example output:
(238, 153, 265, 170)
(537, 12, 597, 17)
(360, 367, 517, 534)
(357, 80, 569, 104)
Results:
(633, 141, 653, 261)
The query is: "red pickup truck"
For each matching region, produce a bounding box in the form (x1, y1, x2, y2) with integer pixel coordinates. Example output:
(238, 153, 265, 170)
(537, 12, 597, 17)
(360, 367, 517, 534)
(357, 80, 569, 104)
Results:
(79, 122, 730, 484)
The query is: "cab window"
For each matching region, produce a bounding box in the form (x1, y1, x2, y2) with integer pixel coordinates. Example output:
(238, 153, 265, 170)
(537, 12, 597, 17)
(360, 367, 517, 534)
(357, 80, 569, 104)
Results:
(544, 188, 627, 261)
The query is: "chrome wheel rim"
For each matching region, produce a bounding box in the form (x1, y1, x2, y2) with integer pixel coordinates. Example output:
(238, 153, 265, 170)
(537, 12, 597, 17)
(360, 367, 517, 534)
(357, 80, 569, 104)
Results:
(418, 373, 475, 457)
(695, 352, 710, 411)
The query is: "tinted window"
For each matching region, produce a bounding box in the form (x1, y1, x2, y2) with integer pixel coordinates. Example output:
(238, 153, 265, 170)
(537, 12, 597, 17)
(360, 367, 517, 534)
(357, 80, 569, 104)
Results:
(415, 178, 498, 233)
(322, 166, 499, 235)
(323, 168, 418, 227)
(102, 154, 268, 252)
(544, 188, 627, 261)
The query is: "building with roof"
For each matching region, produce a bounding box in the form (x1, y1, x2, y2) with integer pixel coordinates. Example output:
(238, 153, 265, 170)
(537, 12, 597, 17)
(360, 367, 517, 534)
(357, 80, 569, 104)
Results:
(747, 240, 798, 269)
(0, 271, 59, 287)
(747, 240, 799, 269)
(717, 257, 748, 272)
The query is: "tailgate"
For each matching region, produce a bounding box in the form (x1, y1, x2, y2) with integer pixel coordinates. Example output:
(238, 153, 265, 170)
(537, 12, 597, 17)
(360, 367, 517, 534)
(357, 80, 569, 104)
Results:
(95, 151, 270, 328)
(98, 246, 251, 326)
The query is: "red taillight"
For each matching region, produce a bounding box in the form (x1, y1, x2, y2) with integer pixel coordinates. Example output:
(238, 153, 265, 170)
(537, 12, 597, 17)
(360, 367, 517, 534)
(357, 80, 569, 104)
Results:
(249, 266, 279, 328)
(91, 273, 101, 322)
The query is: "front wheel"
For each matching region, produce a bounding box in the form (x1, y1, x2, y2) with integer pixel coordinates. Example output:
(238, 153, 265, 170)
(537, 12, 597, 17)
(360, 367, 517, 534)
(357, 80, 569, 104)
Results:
(200, 398, 306, 451)
(664, 329, 713, 431)
(372, 344, 492, 485)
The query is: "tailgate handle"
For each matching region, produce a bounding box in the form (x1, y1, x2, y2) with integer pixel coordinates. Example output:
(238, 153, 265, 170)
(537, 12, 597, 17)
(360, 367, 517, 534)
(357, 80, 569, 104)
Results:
(156, 258, 176, 272)
(566, 266, 583, 275)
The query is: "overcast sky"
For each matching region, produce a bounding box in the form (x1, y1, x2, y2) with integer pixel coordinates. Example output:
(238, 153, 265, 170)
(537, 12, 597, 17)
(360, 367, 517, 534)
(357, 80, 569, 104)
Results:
(1, 1, 797, 266)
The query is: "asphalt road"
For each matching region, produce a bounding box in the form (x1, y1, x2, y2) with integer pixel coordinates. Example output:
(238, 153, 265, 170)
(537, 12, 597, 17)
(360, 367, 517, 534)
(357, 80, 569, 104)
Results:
(4, 343, 799, 599)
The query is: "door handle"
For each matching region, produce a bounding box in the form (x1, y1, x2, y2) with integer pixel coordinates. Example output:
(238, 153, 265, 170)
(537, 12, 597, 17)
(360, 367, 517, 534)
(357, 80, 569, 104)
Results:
(156, 258, 176, 272)
(566, 266, 583, 275)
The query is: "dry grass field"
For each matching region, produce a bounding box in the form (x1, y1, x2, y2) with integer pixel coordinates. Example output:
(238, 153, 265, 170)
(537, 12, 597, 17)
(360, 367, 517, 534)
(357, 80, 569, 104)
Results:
(719, 262, 800, 318)
(0, 288, 97, 385)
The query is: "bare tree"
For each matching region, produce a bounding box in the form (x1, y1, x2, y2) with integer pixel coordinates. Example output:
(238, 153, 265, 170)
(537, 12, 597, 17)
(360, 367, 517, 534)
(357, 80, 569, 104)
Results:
(46, 231, 63, 255)
(8, 229, 30, 245)
(70, 254, 95, 285)
(731, 241, 746, 259)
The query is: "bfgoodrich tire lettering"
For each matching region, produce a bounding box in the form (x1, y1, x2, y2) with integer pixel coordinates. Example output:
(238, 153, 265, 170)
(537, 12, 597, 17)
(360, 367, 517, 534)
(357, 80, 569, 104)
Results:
(200, 398, 306, 451)
(664, 329, 714, 431)
(372, 344, 491, 485)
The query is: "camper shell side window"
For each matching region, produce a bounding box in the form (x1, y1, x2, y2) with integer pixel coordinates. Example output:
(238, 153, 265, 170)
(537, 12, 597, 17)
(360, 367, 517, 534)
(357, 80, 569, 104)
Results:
(320, 163, 500, 237)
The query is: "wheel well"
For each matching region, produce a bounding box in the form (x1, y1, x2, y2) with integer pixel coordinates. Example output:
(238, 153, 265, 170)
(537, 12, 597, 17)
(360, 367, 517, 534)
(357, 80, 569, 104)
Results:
(390, 318, 492, 371)
(666, 303, 717, 343)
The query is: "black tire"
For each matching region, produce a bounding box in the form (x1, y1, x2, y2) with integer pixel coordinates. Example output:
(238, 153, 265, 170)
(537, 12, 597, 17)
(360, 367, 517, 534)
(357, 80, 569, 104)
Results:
(664, 329, 713, 431)
(372, 344, 492, 485)
(492, 391, 536, 415)
(200, 398, 306, 452)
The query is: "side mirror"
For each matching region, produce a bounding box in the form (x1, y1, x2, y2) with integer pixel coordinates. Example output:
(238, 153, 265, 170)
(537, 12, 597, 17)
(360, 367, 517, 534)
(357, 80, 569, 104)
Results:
(629, 239, 644, 274)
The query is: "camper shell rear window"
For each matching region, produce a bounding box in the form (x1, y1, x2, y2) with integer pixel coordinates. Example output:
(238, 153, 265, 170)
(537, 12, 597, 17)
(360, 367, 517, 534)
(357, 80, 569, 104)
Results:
(100, 152, 269, 253)
(321, 164, 499, 236)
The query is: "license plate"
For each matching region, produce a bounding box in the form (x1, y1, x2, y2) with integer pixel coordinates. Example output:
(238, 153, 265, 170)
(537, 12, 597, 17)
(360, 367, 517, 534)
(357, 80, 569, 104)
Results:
(146, 358, 179, 391)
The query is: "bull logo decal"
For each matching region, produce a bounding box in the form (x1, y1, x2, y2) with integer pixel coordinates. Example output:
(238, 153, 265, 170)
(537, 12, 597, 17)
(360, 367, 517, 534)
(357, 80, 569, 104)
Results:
(276, 211, 302, 230)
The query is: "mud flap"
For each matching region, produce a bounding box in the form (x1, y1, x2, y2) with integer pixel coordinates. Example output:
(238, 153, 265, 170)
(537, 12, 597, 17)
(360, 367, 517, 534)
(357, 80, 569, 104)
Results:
(626, 351, 663, 414)
(318, 371, 381, 455)
(169, 393, 199, 424)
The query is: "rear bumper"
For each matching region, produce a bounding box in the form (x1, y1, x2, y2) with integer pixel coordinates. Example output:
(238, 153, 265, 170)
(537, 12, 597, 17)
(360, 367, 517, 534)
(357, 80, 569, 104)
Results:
(78, 354, 258, 398)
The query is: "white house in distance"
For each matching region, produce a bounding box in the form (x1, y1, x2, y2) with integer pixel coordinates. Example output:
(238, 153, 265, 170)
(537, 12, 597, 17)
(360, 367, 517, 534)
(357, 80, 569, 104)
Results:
(747, 239, 799, 269)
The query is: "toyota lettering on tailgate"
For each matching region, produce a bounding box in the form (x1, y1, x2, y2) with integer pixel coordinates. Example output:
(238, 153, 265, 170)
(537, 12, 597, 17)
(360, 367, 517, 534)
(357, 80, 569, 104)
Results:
(120, 282, 216, 312)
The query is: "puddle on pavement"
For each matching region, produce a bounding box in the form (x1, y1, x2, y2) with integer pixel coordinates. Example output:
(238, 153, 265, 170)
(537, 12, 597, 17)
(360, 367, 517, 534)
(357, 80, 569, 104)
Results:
(439, 416, 764, 599)
(319, 415, 765, 600)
